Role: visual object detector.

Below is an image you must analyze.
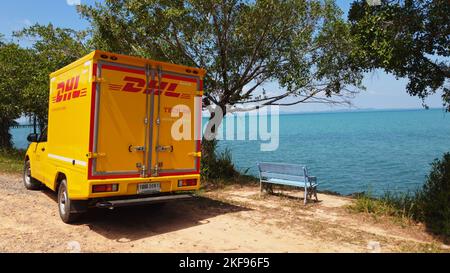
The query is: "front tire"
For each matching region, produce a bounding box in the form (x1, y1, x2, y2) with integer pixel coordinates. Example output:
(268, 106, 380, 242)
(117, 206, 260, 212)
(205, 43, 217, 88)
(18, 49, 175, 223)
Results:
(58, 179, 81, 224)
(23, 160, 41, 190)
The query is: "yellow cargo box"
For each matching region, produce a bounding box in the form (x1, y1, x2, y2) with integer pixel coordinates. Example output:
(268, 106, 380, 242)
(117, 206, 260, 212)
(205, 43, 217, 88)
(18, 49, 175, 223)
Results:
(24, 50, 205, 223)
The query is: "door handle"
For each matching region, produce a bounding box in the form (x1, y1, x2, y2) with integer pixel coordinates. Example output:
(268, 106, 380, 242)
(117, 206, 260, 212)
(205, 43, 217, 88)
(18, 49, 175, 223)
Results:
(129, 145, 145, 152)
(156, 145, 174, 153)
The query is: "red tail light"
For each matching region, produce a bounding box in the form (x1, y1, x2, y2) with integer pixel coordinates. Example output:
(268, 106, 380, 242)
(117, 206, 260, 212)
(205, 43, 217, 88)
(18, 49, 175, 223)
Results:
(92, 184, 119, 193)
(178, 179, 197, 187)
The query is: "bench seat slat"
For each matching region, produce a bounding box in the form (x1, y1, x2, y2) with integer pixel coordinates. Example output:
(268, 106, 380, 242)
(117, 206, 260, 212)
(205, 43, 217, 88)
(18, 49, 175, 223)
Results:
(263, 178, 305, 187)
(262, 178, 317, 188)
(260, 172, 306, 182)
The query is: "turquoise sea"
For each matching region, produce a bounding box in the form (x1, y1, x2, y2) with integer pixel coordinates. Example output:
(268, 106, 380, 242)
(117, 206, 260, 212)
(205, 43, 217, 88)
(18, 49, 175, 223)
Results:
(11, 108, 450, 196)
(214, 108, 450, 195)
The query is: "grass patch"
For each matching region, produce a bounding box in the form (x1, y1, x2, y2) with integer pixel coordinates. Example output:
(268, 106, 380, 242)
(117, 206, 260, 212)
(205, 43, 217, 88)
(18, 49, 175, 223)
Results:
(0, 148, 25, 173)
(348, 191, 417, 225)
(201, 174, 259, 192)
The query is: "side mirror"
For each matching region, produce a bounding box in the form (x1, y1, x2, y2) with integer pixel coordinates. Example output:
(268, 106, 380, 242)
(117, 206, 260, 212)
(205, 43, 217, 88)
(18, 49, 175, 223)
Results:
(27, 133, 39, 143)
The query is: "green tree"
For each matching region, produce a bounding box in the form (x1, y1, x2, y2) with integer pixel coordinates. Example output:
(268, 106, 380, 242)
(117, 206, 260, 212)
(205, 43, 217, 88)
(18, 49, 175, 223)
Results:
(80, 0, 364, 172)
(349, 0, 450, 110)
(0, 37, 32, 148)
(14, 24, 92, 129)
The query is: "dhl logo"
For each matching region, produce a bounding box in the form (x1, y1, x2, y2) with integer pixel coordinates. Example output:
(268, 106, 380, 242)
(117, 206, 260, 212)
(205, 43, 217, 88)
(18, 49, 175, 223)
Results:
(52, 76, 87, 103)
(108, 77, 191, 100)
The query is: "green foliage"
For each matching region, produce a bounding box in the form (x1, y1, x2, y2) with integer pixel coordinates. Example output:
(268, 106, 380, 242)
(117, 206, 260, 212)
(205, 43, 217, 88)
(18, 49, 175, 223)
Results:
(0, 24, 91, 149)
(0, 148, 25, 173)
(349, 0, 450, 110)
(214, 148, 239, 179)
(201, 139, 238, 181)
(13, 24, 92, 127)
(0, 41, 33, 148)
(381, 191, 418, 220)
(80, 0, 363, 110)
(415, 153, 450, 239)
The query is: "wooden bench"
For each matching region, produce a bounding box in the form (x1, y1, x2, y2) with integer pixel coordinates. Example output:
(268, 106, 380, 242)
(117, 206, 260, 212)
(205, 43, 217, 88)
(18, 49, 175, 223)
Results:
(257, 162, 318, 205)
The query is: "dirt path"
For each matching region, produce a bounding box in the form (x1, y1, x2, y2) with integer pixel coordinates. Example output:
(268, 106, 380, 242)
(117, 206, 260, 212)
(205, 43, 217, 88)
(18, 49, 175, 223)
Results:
(0, 173, 447, 253)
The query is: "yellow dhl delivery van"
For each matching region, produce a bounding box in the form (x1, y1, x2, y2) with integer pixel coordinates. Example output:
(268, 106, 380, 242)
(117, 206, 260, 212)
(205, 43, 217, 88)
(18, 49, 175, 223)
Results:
(24, 50, 205, 223)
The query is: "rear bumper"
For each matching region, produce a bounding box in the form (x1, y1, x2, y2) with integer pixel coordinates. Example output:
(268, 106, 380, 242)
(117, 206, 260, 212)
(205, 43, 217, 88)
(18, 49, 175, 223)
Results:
(95, 193, 194, 208)
(68, 174, 200, 200)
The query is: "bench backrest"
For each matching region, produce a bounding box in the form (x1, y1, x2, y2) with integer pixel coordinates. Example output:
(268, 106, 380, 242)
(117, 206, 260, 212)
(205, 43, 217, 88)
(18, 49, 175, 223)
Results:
(257, 162, 308, 181)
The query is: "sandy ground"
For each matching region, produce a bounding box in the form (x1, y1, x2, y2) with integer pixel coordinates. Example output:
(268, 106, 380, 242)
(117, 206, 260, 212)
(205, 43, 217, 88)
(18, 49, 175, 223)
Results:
(0, 172, 448, 253)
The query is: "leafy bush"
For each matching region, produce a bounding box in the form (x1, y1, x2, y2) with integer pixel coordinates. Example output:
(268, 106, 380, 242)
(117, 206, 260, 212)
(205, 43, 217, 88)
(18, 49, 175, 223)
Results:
(214, 148, 238, 179)
(415, 153, 450, 239)
(201, 139, 238, 181)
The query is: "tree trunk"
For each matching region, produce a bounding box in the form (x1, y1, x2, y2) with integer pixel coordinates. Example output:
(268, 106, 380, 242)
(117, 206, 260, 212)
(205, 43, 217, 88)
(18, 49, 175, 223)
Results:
(0, 117, 14, 149)
(201, 106, 227, 179)
(201, 115, 219, 177)
(37, 117, 47, 133)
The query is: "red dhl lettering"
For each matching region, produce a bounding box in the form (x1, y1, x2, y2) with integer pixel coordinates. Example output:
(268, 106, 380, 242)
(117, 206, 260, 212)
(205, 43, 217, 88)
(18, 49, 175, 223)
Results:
(52, 76, 87, 104)
(107, 77, 191, 99)
(52, 76, 193, 104)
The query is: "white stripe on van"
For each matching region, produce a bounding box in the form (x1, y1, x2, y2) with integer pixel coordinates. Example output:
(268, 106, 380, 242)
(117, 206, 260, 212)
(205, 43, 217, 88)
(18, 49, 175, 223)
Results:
(48, 154, 87, 167)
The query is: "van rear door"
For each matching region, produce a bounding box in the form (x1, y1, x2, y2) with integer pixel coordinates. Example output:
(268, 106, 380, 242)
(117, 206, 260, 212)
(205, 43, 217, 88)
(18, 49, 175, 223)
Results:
(151, 70, 201, 176)
(90, 62, 201, 179)
(92, 62, 149, 178)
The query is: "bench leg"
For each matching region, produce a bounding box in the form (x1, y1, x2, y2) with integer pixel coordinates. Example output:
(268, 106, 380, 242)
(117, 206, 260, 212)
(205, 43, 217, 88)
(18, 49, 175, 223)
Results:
(304, 186, 308, 205)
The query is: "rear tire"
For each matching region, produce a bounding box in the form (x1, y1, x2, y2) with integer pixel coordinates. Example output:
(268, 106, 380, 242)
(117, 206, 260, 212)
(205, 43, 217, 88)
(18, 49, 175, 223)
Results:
(23, 160, 41, 190)
(58, 179, 81, 224)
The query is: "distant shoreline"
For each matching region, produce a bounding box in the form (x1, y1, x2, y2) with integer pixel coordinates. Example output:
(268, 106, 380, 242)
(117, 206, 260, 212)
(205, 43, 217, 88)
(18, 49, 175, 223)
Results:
(201, 107, 447, 118)
(279, 107, 447, 116)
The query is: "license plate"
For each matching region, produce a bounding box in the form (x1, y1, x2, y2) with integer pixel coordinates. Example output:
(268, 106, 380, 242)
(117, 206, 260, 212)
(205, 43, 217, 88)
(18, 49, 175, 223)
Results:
(137, 182, 161, 194)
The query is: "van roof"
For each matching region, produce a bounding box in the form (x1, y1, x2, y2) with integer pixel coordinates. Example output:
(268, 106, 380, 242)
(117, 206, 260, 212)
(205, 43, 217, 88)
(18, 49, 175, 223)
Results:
(50, 50, 206, 79)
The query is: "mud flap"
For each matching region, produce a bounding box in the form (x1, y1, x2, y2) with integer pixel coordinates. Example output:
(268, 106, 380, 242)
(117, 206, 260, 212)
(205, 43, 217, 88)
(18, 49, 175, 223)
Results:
(70, 200, 89, 213)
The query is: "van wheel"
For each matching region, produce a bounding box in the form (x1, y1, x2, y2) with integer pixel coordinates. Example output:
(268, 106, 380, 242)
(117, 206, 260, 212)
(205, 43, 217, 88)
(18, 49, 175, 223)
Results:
(58, 179, 80, 224)
(23, 160, 41, 190)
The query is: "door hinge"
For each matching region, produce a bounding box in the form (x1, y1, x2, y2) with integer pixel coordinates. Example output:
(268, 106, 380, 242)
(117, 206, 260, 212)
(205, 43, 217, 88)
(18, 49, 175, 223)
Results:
(152, 162, 163, 177)
(136, 163, 147, 178)
(86, 152, 106, 159)
(188, 152, 202, 158)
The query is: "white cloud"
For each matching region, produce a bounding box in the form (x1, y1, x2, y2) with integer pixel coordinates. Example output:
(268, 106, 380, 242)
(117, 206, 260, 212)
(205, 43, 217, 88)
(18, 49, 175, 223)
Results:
(66, 0, 81, 6)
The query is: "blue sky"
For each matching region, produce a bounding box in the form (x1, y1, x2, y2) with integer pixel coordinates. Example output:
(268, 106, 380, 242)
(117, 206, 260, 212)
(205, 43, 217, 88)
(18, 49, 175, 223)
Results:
(0, 0, 445, 112)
